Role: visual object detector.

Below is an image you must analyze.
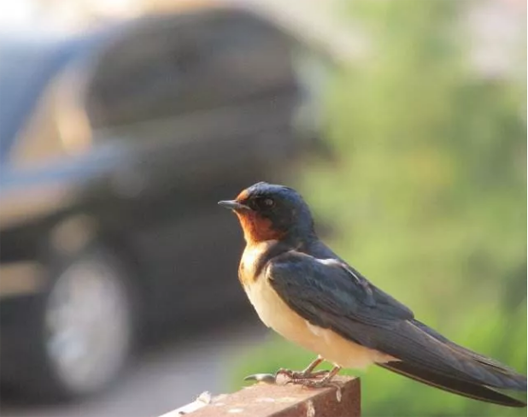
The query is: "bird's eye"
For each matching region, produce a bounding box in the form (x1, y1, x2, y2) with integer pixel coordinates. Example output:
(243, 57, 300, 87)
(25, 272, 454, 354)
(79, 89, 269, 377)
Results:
(263, 198, 275, 207)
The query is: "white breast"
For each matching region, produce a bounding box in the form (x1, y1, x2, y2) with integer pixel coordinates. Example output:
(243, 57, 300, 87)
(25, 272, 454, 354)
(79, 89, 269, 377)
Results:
(240, 244, 263, 278)
(242, 270, 396, 369)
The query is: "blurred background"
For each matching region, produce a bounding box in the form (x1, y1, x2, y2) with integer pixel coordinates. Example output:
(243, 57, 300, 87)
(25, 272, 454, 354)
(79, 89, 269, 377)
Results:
(0, 0, 525, 416)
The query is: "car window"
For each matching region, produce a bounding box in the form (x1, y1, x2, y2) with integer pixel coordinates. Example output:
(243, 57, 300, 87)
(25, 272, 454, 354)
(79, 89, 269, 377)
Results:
(7, 79, 67, 169)
(0, 43, 61, 161)
(8, 69, 92, 170)
(0, 38, 90, 168)
(85, 10, 295, 132)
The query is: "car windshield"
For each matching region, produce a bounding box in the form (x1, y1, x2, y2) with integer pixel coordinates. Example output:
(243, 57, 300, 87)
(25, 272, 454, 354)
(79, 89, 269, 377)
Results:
(0, 38, 80, 162)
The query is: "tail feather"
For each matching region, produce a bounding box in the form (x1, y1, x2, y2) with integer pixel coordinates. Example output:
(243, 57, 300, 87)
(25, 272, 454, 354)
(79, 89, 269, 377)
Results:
(409, 320, 527, 391)
(378, 361, 526, 408)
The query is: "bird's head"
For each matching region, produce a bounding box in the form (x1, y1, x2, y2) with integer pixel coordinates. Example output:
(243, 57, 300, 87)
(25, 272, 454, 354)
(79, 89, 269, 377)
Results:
(218, 182, 315, 244)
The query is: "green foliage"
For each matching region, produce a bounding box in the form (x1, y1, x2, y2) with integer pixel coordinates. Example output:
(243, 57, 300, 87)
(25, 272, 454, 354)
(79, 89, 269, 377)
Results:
(231, 1, 526, 415)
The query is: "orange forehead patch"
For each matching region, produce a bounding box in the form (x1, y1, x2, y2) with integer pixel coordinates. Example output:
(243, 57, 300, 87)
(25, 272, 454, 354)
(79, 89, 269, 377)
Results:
(236, 211, 284, 243)
(236, 189, 250, 201)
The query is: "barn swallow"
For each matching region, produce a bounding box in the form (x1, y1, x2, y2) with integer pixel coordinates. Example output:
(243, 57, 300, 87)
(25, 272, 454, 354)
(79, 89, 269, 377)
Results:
(218, 182, 527, 407)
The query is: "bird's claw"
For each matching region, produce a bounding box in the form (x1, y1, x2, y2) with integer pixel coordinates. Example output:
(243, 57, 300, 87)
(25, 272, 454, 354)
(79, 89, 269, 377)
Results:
(276, 368, 330, 380)
(244, 369, 330, 386)
(286, 378, 341, 390)
(288, 378, 343, 403)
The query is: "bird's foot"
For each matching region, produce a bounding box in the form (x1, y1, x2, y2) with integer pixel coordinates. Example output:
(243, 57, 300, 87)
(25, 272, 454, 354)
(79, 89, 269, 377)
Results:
(243, 369, 328, 385)
(276, 368, 329, 380)
(287, 374, 344, 402)
(286, 366, 342, 390)
(286, 376, 340, 389)
(244, 356, 329, 386)
(275, 356, 327, 381)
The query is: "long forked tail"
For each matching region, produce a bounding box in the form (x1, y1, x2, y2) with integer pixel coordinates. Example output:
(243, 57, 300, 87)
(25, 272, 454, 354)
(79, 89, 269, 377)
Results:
(378, 361, 526, 408)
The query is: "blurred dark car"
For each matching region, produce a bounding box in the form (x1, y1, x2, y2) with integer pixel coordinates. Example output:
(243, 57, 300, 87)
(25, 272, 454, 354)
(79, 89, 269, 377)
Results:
(0, 6, 323, 402)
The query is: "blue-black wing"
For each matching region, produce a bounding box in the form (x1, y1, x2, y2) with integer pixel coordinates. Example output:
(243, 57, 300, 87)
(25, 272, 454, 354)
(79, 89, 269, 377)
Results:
(268, 250, 413, 331)
(267, 250, 526, 404)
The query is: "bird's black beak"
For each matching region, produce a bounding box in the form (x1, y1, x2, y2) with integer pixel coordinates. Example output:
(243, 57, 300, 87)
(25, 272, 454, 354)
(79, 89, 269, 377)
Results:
(218, 200, 250, 211)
